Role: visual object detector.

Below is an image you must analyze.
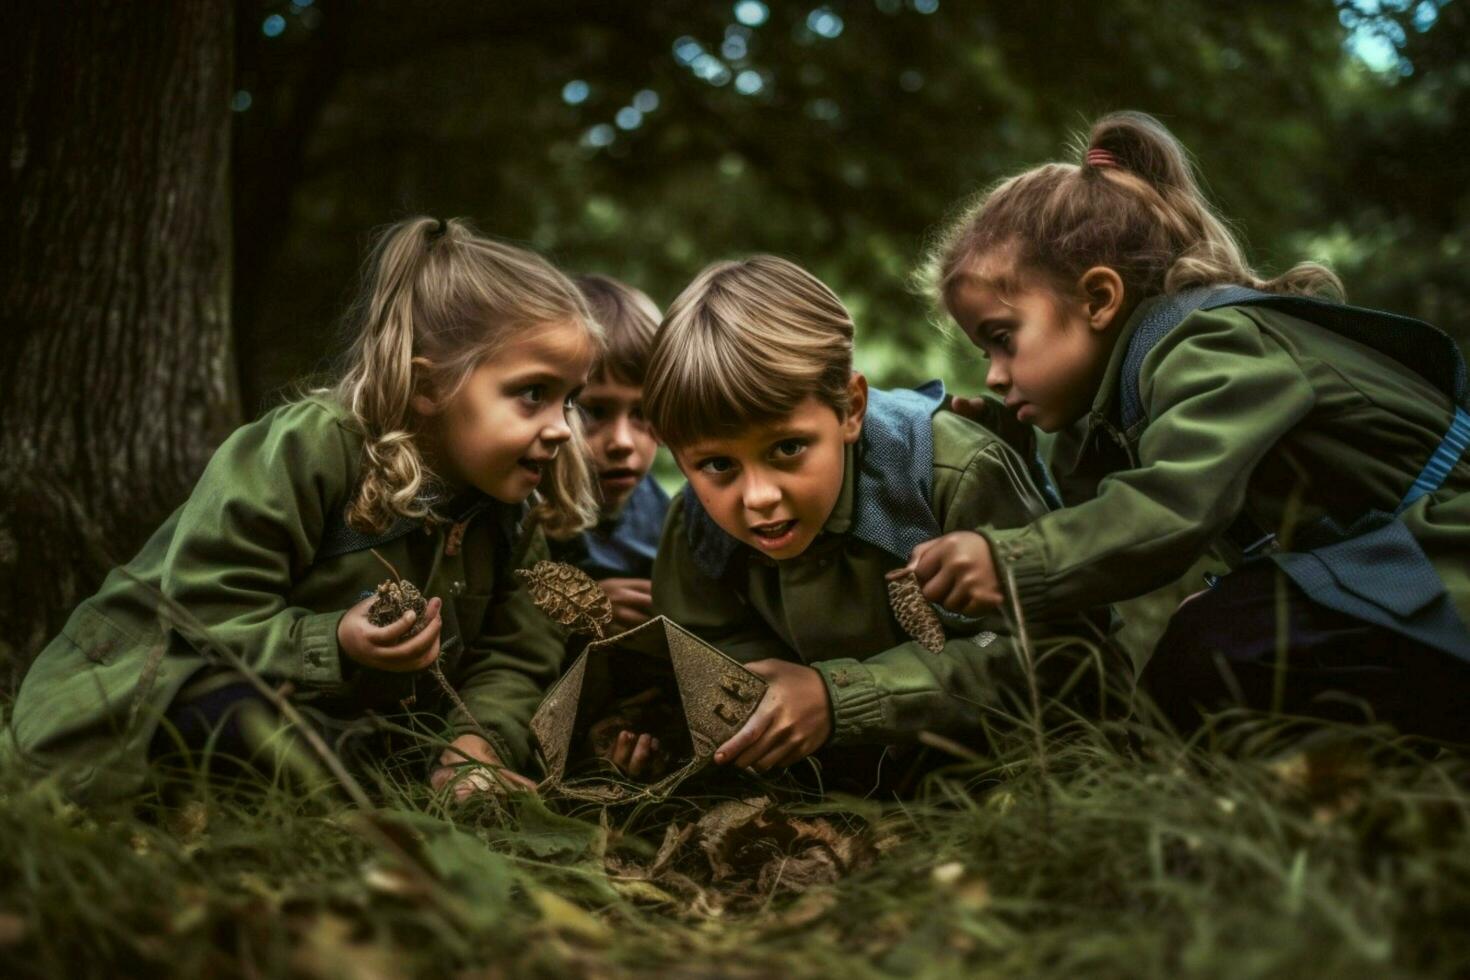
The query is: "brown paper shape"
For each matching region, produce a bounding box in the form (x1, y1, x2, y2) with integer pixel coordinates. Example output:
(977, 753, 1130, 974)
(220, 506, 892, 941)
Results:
(531, 616, 768, 803)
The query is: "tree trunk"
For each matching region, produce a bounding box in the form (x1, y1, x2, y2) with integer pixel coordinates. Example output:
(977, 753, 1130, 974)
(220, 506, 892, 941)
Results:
(0, 2, 238, 687)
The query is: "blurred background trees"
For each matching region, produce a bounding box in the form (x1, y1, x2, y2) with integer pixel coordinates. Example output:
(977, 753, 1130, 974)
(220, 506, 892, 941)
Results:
(2, 0, 1465, 675)
(230, 0, 1466, 412)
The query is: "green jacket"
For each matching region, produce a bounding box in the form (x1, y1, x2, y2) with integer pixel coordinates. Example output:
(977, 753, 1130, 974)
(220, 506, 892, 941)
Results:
(985, 300, 1470, 641)
(10, 397, 565, 800)
(653, 408, 1082, 746)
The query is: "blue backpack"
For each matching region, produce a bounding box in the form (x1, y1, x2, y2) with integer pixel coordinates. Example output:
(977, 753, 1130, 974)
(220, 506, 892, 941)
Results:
(1118, 286, 1470, 659)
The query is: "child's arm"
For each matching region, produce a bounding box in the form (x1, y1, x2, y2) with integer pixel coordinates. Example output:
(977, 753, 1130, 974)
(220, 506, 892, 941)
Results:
(974, 308, 1315, 619)
(161, 401, 372, 692)
(804, 428, 1102, 746)
(448, 528, 568, 775)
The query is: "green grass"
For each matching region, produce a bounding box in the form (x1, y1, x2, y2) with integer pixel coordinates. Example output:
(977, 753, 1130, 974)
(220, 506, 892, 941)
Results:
(4, 696, 1470, 979)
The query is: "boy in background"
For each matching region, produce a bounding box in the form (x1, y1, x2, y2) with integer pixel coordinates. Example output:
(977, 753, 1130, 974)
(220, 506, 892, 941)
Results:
(552, 275, 670, 631)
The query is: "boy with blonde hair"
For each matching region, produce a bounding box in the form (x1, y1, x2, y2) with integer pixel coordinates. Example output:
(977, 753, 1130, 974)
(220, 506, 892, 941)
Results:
(617, 255, 1090, 785)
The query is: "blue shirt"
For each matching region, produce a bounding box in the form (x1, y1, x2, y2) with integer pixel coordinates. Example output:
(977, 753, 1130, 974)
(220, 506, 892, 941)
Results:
(551, 474, 671, 580)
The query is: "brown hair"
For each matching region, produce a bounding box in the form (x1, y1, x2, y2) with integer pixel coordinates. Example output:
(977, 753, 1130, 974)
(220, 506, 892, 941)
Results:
(574, 274, 661, 385)
(643, 256, 854, 449)
(923, 111, 1342, 312)
(331, 216, 602, 537)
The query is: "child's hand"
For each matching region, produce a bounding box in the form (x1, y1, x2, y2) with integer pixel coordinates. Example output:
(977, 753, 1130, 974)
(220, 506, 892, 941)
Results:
(949, 394, 1004, 427)
(897, 531, 1004, 617)
(429, 733, 538, 801)
(597, 577, 654, 630)
(601, 729, 665, 777)
(714, 660, 832, 772)
(337, 594, 444, 672)
(586, 686, 671, 778)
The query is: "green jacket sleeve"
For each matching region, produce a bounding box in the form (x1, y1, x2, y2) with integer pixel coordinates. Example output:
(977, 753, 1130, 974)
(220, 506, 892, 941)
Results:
(811, 423, 1064, 743)
(159, 400, 358, 691)
(451, 528, 568, 770)
(985, 307, 1316, 618)
(651, 493, 794, 664)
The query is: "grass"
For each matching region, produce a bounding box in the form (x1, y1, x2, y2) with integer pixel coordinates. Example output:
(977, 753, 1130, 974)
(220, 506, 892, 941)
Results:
(4, 690, 1470, 979)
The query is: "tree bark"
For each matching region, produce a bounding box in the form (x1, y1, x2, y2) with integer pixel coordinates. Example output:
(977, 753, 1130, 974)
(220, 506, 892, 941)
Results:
(0, 2, 238, 686)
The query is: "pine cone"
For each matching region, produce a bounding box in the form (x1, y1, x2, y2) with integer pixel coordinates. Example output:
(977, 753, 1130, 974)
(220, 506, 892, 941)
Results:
(514, 560, 614, 638)
(367, 579, 428, 636)
(887, 570, 945, 654)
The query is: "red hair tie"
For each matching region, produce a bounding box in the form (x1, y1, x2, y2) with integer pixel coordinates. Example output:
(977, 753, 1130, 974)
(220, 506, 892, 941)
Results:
(1086, 148, 1120, 169)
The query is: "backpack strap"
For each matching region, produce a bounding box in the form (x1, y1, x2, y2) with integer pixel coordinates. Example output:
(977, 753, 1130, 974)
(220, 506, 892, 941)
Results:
(1118, 285, 1469, 432)
(1120, 286, 1470, 561)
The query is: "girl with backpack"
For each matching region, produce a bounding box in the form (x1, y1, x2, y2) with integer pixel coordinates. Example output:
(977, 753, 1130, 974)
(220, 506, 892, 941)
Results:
(911, 111, 1470, 737)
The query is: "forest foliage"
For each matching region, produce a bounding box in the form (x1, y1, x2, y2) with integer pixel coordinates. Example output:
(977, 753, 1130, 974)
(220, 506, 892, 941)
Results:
(232, 0, 1470, 409)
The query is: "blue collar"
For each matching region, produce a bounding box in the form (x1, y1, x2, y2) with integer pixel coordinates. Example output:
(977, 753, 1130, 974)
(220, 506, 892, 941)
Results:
(685, 381, 947, 579)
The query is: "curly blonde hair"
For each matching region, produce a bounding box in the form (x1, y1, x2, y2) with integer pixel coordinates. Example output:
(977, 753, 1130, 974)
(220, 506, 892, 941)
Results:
(332, 216, 602, 538)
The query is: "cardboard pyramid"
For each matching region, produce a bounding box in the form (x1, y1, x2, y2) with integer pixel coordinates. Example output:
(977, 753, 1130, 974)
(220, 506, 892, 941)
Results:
(531, 614, 767, 802)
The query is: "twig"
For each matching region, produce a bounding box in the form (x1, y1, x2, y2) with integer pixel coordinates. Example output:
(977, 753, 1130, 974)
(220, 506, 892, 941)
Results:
(117, 570, 472, 923)
(369, 547, 401, 583)
(1003, 565, 1052, 827)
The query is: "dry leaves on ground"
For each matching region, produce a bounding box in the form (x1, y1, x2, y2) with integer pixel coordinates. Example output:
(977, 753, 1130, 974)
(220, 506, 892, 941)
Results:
(606, 796, 896, 917)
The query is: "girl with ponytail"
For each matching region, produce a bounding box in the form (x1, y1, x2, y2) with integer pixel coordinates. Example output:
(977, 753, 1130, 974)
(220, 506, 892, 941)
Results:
(14, 216, 603, 801)
(906, 111, 1470, 738)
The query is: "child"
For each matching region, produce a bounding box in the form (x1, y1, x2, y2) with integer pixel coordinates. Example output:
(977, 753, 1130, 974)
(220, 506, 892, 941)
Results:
(608, 255, 1092, 784)
(921, 111, 1470, 737)
(10, 216, 603, 801)
(548, 275, 669, 632)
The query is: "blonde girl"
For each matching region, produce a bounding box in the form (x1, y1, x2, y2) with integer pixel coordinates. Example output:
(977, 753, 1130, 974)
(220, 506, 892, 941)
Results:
(13, 216, 602, 800)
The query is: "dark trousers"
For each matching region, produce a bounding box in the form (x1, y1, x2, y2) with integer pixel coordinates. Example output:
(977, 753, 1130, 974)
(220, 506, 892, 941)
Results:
(147, 676, 433, 787)
(1141, 561, 1470, 743)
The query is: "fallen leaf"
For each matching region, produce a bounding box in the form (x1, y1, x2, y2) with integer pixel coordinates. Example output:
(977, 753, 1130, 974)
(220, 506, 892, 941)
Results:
(531, 889, 612, 944)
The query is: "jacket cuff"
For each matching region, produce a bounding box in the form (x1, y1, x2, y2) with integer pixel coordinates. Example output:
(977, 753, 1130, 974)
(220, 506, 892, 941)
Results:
(983, 528, 1050, 617)
(298, 609, 347, 689)
(450, 718, 519, 772)
(814, 659, 883, 744)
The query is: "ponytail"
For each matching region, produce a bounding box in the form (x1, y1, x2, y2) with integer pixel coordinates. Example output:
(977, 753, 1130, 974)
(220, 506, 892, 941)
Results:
(924, 111, 1342, 312)
(331, 216, 602, 535)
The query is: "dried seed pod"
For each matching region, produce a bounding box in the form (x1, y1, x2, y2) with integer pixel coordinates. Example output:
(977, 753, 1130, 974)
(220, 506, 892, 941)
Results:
(514, 560, 613, 639)
(368, 579, 428, 636)
(887, 570, 945, 654)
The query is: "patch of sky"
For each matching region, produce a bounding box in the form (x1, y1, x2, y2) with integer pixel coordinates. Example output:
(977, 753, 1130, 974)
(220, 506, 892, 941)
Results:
(1340, 0, 1445, 74)
(673, 36, 703, 66)
(583, 124, 615, 148)
(633, 89, 660, 113)
(231, 90, 252, 112)
(913, 0, 939, 13)
(692, 53, 733, 86)
(615, 106, 643, 130)
(722, 34, 749, 60)
(262, 13, 286, 37)
(735, 70, 765, 95)
(561, 80, 589, 106)
(734, 1, 770, 27)
(807, 7, 844, 38)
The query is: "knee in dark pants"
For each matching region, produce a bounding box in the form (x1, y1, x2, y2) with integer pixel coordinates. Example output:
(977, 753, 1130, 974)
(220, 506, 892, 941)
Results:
(1141, 600, 1245, 732)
